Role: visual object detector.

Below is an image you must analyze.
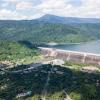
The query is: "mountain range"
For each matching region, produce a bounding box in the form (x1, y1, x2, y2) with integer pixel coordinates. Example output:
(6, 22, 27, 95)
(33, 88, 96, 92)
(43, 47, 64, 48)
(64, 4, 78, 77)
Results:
(0, 14, 100, 44)
(37, 14, 100, 24)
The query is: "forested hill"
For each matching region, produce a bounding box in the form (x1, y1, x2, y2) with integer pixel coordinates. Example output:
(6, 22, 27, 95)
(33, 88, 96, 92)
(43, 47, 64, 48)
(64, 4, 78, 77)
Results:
(0, 40, 40, 64)
(0, 15, 100, 43)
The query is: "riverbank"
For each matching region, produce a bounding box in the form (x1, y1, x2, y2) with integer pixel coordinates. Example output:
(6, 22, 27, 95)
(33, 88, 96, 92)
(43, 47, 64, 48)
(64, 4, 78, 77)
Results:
(44, 39, 100, 46)
(41, 40, 100, 55)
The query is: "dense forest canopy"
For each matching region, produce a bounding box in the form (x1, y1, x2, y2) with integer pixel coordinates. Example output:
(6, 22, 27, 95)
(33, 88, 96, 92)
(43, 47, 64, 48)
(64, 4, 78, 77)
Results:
(0, 40, 40, 64)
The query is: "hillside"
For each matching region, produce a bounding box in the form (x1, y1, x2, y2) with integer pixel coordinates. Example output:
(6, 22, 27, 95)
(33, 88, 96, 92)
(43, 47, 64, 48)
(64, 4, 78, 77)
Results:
(0, 41, 40, 65)
(0, 64, 100, 100)
(0, 19, 100, 44)
(0, 14, 100, 100)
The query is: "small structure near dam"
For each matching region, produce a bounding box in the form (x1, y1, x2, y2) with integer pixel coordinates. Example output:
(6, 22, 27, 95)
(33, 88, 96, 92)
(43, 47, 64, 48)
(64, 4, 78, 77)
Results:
(39, 47, 100, 66)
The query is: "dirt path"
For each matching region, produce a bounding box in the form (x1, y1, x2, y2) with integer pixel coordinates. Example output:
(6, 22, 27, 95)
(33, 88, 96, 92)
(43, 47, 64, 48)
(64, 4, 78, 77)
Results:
(40, 64, 53, 100)
(63, 90, 72, 100)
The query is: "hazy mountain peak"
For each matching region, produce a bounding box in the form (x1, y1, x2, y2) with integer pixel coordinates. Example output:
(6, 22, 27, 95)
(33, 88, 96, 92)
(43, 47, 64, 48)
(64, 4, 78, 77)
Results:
(38, 14, 100, 24)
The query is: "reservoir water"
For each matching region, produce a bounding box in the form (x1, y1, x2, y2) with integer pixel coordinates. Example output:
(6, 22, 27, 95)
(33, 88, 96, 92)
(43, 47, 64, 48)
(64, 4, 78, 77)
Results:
(44, 41, 100, 54)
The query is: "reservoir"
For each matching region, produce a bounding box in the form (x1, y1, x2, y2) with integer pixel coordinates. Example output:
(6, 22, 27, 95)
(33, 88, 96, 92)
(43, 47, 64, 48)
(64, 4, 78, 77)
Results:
(44, 41, 100, 54)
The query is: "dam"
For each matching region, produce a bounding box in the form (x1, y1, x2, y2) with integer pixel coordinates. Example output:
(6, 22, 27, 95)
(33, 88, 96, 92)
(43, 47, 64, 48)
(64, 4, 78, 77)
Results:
(39, 47, 100, 66)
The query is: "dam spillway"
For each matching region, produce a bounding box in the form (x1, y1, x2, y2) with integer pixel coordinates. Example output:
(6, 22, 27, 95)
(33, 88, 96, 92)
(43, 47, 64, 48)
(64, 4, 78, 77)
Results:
(39, 47, 100, 66)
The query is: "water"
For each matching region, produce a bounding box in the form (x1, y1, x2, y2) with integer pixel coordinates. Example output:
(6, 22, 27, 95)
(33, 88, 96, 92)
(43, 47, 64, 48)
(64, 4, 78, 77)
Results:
(44, 41, 100, 54)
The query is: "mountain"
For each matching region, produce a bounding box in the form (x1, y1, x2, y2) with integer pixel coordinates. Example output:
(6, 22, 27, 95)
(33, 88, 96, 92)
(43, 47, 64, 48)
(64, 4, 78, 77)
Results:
(38, 14, 100, 24)
(0, 14, 100, 44)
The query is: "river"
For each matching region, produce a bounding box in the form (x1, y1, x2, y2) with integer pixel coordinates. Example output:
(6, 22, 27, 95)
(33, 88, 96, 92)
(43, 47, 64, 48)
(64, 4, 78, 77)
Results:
(43, 41, 100, 54)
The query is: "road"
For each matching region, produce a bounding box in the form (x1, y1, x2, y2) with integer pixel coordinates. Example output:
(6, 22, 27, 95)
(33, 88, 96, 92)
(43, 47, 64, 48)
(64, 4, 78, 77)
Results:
(0, 58, 56, 74)
(0, 63, 42, 74)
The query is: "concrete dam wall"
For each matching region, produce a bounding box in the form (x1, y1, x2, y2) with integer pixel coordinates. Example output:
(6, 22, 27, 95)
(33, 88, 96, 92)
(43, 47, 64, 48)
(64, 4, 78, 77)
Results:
(39, 47, 100, 66)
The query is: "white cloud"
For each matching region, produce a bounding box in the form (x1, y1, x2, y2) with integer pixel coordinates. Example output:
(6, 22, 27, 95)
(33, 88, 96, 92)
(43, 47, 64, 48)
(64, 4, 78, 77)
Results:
(16, 1, 33, 10)
(35, 0, 78, 17)
(0, 9, 27, 20)
(36, 0, 100, 18)
(0, 0, 100, 19)
(39, 0, 66, 9)
(77, 0, 100, 18)
(0, 9, 44, 20)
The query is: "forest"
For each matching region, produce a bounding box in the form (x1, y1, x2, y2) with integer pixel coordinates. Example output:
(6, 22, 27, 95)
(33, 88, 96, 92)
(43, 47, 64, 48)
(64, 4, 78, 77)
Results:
(0, 40, 40, 65)
(0, 20, 100, 43)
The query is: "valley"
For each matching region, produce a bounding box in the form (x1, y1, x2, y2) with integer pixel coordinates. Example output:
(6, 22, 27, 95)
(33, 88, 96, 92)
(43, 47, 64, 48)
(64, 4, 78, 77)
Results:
(0, 14, 100, 100)
(0, 41, 100, 100)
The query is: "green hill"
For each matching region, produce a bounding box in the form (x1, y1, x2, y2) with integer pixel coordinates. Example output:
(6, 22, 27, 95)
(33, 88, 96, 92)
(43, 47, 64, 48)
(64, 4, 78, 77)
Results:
(0, 20, 100, 43)
(0, 41, 40, 65)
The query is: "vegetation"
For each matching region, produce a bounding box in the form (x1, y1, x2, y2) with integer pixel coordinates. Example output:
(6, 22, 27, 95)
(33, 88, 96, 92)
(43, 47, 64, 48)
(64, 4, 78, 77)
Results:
(0, 16, 100, 100)
(0, 20, 100, 43)
(0, 64, 100, 100)
(0, 40, 41, 65)
(64, 61, 100, 73)
(64, 61, 89, 70)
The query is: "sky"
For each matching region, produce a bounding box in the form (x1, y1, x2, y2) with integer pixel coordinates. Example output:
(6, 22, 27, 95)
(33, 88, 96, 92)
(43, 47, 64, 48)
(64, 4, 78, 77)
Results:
(0, 0, 100, 20)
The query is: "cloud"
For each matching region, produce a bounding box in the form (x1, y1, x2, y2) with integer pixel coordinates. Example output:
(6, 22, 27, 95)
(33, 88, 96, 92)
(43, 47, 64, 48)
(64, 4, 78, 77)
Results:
(0, 9, 27, 20)
(77, 0, 100, 17)
(16, 1, 33, 10)
(3, 0, 18, 4)
(35, 0, 78, 17)
(36, 0, 100, 18)
(0, 8, 44, 20)
(0, 0, 100, 19)
(1, 2, 9, 7)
